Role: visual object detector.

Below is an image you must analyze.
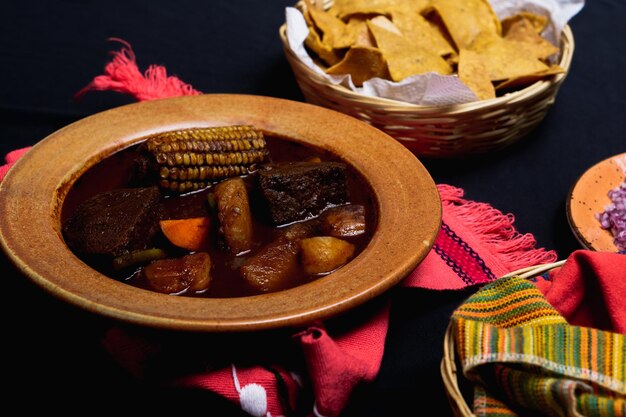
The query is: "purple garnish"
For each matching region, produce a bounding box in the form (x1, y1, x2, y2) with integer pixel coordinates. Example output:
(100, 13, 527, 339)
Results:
(596, 179, 626, 251)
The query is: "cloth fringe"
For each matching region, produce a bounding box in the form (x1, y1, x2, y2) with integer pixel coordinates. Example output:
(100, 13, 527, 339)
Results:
(437, 184, 557, 271)
(0, 147, 31, 182)
(75, 38, 201, 101)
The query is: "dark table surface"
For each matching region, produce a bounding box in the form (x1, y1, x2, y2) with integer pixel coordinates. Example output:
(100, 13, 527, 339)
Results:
(1, 0, 624, 414)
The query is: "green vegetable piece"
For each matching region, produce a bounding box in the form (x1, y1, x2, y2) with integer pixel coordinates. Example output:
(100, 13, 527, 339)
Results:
(112, 248, 167, 271)
(207, 192, 217, 210)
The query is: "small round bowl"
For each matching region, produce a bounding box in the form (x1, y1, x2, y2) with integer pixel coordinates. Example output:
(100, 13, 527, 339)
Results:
(0, 94, 441, 332)
(567, 152, 626, 252)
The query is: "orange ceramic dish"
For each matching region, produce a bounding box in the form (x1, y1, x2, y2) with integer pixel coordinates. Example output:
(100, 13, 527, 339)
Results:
(0, 95, 441, 331)
(567, 152, 626, 252)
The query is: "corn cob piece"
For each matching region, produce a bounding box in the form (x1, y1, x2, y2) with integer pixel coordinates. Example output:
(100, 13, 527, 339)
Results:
(144, 126, 268, 193)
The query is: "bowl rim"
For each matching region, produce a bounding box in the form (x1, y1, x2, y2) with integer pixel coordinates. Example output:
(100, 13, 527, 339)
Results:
(0, 94, 441, 332)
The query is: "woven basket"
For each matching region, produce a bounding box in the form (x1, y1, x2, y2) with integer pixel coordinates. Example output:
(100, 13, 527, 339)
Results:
(440, 260, 566, 417)
(279, 3, 575, 158)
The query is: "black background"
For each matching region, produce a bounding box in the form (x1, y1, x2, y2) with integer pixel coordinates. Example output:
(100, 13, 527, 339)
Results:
(1, 0, 624, 414)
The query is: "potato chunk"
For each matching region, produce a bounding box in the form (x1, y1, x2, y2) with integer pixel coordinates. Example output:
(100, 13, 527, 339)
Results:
(273, 219, 319, 243)
(300, 236, 355, 275)
(142, 252, 212, 294)
(213, 177, 253, 254)
(240, 242, 300, 293)
(320, 205, 366, 237)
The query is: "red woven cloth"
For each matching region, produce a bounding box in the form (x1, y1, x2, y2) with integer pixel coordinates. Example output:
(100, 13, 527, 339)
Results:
(0, 41, 560, 417)
(534, 250, 626, 334)
(403, 184, 556, 290)
(0, 147, 30, 180)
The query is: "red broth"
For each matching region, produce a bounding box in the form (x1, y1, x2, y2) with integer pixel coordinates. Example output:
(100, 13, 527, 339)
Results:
(62, 136, 377, 298)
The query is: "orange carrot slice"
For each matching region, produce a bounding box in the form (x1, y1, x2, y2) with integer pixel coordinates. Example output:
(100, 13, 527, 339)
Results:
(159, 217, 211, 251)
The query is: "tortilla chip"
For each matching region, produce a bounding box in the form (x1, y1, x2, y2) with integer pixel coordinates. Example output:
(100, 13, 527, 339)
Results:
(343, 16, 375, 47)
(458, 49, 496, 100)
(431, 0, 501, 50)
(495, 64, 564, 90)
(301, 1, 315, 25)
(297, 0, 564, 102)
(446, 52, 459, 66)
(304, 27, 343, 66)
(331, 0, 429, 19)
(469, 32, 550, 82)
(390, 9, 456, 57)
(325, 46, 389, 86)
(369, 15, 402, 35)
(306, 2, 352, 49)
(368, 20, 453, 81)
(304, 0, 325, 11)
(502, 12, 549, 35)
(504, 17, 559, 60)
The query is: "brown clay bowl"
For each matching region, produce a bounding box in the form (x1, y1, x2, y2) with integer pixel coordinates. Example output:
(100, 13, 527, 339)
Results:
(0, 94, 441, 331)
(567, 152, 626, 252)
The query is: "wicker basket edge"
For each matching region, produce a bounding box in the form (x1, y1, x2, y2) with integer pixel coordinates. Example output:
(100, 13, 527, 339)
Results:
(439, 260, 567, 417)
(278, 24, 574, 114)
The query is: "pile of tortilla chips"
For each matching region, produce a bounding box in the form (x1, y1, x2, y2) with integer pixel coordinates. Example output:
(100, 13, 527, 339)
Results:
(301, 0, 564, 100)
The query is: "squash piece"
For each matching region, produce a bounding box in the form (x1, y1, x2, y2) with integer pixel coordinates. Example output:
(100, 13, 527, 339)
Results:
(159, 217, 211, 251)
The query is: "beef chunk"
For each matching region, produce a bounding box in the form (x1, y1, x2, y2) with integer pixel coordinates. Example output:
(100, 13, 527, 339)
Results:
(63, 187, 162, 257)
(161, 190, 211, 220)
(257, 162, 349, 225)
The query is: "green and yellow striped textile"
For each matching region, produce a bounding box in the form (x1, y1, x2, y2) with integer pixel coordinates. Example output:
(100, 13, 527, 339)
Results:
(451, 276, 626, 417)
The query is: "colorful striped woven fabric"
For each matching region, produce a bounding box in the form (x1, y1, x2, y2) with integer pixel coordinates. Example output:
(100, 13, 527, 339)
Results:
(452, 276, 626, 417)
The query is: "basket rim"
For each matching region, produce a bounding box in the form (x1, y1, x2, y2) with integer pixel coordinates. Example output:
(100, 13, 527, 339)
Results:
(279, 21, 574, 114)
(439, 260, 566, 417)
